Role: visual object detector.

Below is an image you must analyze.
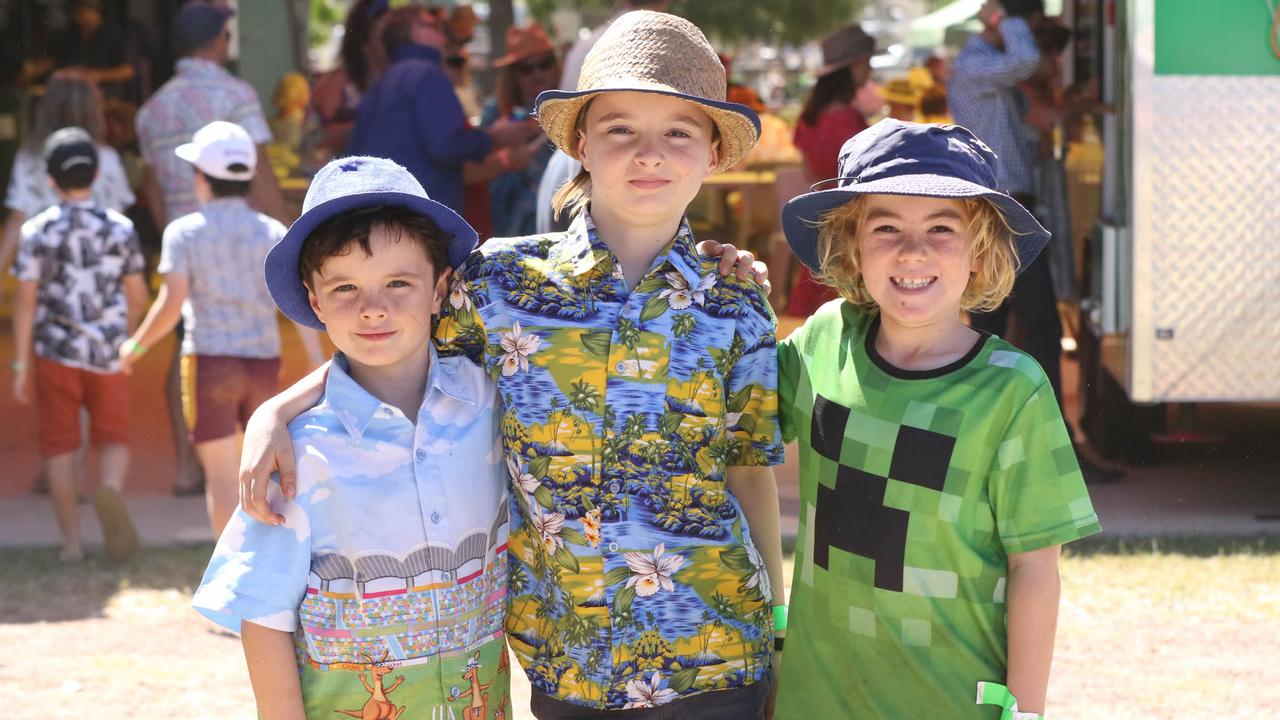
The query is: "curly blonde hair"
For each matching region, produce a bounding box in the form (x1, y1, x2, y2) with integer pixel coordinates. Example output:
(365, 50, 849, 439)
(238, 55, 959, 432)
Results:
(813, 194, 1020, 313)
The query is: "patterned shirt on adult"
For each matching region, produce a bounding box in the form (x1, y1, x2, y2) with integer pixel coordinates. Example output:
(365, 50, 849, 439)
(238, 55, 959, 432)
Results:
(436, 213, 784, 710)
(4, 146, 135, 218)
(773, 302, 1101, 717)
(157, 198, 285, 358)
(948, 17, 1041, 195)
(194, 350, 511, 717)
(135, 57, 272, 224)
(12, 200, 146, 373)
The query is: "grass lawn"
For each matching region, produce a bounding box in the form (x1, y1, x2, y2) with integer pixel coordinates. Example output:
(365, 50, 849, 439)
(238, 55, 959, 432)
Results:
(2, 538, 1277, 718)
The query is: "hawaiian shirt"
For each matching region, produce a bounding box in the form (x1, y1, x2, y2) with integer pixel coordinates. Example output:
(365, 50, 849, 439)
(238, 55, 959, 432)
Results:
(157, 198, 285, 358)
(135, 57, 272, 223)
(436, 214, 785, 710)
(12, 200, 145, 373)
(193, 350, 511, 717)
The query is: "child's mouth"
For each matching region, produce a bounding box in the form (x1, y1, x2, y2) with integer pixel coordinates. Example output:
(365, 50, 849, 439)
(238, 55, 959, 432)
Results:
(891, 276, 936, 291)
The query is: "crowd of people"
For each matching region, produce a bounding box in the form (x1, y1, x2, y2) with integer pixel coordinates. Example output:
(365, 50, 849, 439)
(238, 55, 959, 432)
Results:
(6, 1, 1107, 718)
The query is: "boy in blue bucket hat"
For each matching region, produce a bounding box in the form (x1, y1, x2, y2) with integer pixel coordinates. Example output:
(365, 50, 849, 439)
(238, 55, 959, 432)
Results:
(192, 156, 511, 717)
(771, 120, 1100, 719)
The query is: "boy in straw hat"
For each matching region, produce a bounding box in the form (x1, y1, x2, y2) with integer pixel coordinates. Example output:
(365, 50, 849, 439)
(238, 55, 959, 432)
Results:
(771, 120, 1100, 718)
(234, 10, 784, 718)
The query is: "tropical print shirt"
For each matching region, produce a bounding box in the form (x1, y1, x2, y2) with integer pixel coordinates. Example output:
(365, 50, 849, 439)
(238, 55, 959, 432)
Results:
(12, 200, 145, 373)
(194, 351, 511, 718)
(436, 213, 785, 710)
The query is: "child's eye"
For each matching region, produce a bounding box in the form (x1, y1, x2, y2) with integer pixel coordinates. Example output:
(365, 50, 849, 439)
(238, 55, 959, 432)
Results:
(388, 279, 411, 288)
(667, 129, 692, 139)
(333, 283, 356, 293)
(929, 225, 956, 234)
(607, 126, 633, 135)
(874, 225, 898, 234)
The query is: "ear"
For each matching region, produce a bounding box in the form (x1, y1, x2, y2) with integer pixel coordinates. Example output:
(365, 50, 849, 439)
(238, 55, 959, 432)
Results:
(707, 136, 721, 172)
(576, 130, 590, 172)
(431, 267, 454, 314)
(307, 285, 325, 324)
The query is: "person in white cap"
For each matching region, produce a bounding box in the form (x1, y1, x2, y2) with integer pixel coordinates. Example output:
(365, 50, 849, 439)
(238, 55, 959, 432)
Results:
(119, 120, 324, 536)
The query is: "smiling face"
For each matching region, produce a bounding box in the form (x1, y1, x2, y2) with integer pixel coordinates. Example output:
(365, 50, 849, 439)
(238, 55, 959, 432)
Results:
(306, 223, 449, 375)
(854, 194, 976, 334)
(575, 91, 720, 228)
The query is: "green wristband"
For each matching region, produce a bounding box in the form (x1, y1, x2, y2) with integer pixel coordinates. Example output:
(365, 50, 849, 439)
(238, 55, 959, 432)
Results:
(772, 604, 788, 632)
(121, 339, 146, 356)
(11, 360, 25, 372)
(976, 682, 1044, 720)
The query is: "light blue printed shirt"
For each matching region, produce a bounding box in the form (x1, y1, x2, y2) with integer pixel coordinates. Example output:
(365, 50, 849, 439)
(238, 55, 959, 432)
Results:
(194, 349, 508, 678)
(158, 198, 285, 358)
(948, 17, 1041, 195)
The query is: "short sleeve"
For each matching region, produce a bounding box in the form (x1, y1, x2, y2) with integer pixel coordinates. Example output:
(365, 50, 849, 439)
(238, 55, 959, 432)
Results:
(433, 252, 489, 367)
(4, 152, 51, 217)
(192, 484, 312, 633)
(11, 222, 41, 282)
(229, 83, 273, 144)
(988, 382, 1102, 555)
(94, 147, 136, 212)
(156, 222, 188, 277)
(109, 218, 146, 275)
(725, 292, 785, 467)
(777, 328, 804, 444)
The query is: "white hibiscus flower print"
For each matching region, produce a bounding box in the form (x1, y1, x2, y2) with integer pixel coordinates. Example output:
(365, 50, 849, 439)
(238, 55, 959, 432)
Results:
(659, 271, 716, 310)
(623, 543, 685, 597)
(529, 506, 566, 553)
(744, 544, 771, 601)
(624, 671, 679, 708)
(448, 283, 471, 311)
(499, 321, 541, 376)
(506, 456, 540, 499)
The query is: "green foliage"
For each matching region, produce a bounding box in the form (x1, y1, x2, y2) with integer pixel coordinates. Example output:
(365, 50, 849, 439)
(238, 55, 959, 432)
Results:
(309, 0, 346, 56)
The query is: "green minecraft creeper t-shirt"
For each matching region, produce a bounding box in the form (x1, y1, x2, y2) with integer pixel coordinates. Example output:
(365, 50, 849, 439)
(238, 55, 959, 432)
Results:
(774, 301, 1101, 718)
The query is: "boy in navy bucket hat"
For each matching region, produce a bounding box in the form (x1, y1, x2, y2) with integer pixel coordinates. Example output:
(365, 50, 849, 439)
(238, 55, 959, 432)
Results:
(770, 120, 1100, 719)
(192, 156, 511, 716)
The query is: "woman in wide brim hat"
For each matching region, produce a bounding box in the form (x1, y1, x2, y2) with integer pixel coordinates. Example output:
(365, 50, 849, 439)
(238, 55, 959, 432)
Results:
(789, 23, 880, 318)
(482, 22, 562, 236)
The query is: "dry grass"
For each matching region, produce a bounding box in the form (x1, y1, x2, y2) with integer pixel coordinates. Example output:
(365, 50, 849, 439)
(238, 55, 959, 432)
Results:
(1, 539, 1277, 719)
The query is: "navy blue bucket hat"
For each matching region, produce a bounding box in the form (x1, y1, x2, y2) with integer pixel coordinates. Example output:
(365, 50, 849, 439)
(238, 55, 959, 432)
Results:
(265, 156, 478, 330)
(781, 119, 1049, 274)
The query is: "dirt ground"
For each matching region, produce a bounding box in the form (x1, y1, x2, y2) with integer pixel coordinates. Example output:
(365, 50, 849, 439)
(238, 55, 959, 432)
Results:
(2, 541, 1277, 719)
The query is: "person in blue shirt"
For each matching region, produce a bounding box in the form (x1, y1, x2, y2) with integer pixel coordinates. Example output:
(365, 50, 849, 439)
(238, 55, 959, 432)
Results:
(193, 156, 511, 718)
(346, 6, 540, 214)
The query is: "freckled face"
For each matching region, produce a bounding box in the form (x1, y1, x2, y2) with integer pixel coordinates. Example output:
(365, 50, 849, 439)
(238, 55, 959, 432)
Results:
(854, 194, 975, 333)
(307, 224, 449, 372)
(576, 91, 720, 226)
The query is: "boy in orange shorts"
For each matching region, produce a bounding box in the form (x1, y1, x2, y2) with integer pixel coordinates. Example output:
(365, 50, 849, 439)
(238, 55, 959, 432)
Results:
(11, 127, 148, 563)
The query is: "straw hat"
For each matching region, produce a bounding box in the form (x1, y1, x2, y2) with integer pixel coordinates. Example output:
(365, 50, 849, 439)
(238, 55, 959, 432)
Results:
(815, 24, 879, 78)
(879, 77, 921, 106)
(493, 23, 556, 68)
(533, 10, 761, 172)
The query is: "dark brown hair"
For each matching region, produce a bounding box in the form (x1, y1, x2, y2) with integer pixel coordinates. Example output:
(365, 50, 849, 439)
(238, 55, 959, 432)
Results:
(298, 205, 450, 287)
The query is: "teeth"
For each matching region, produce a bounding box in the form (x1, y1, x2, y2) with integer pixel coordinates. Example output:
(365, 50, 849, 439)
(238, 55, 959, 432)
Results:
(893, 277, 933, 290)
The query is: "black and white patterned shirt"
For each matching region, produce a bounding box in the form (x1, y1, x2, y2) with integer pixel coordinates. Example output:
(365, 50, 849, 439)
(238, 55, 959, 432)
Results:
(12, 200, 146, 373)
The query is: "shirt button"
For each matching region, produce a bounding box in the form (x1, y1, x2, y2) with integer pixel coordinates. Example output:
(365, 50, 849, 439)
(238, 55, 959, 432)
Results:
(415, 449, 427, 461)
(615, 361, 626, 372)
(431, 511, 442, 524)
(607, 542, 619, 553)
(441, 571, 451, 580)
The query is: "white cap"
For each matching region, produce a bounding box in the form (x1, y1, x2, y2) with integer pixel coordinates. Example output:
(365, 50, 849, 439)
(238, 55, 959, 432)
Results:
(175, 120, 256, 181)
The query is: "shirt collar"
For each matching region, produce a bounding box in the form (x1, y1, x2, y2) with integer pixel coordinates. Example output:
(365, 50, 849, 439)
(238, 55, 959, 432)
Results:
(548, 212, 704, 290)
(325, 346, 477, 441)
(391, 42, 442, 66)
(175, 57, 230, 78)
(202, 197, 250, 213)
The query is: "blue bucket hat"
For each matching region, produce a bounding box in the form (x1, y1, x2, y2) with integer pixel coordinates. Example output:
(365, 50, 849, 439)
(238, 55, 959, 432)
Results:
(265, 156, 478, 330)
(781, 119, 1049, 274)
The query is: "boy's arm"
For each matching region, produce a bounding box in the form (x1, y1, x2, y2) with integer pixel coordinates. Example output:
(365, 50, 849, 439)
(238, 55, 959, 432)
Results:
(122, 273, 150, 331)
(953, 17, 1041, 88)
(241, 621, 306, 720)
(11, 280, 38, 405)
(119, 274, 185, 374)
(726, 465, 785, 717)
(239, 362, 329, 525)
(1005, 544, 1062, 716)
